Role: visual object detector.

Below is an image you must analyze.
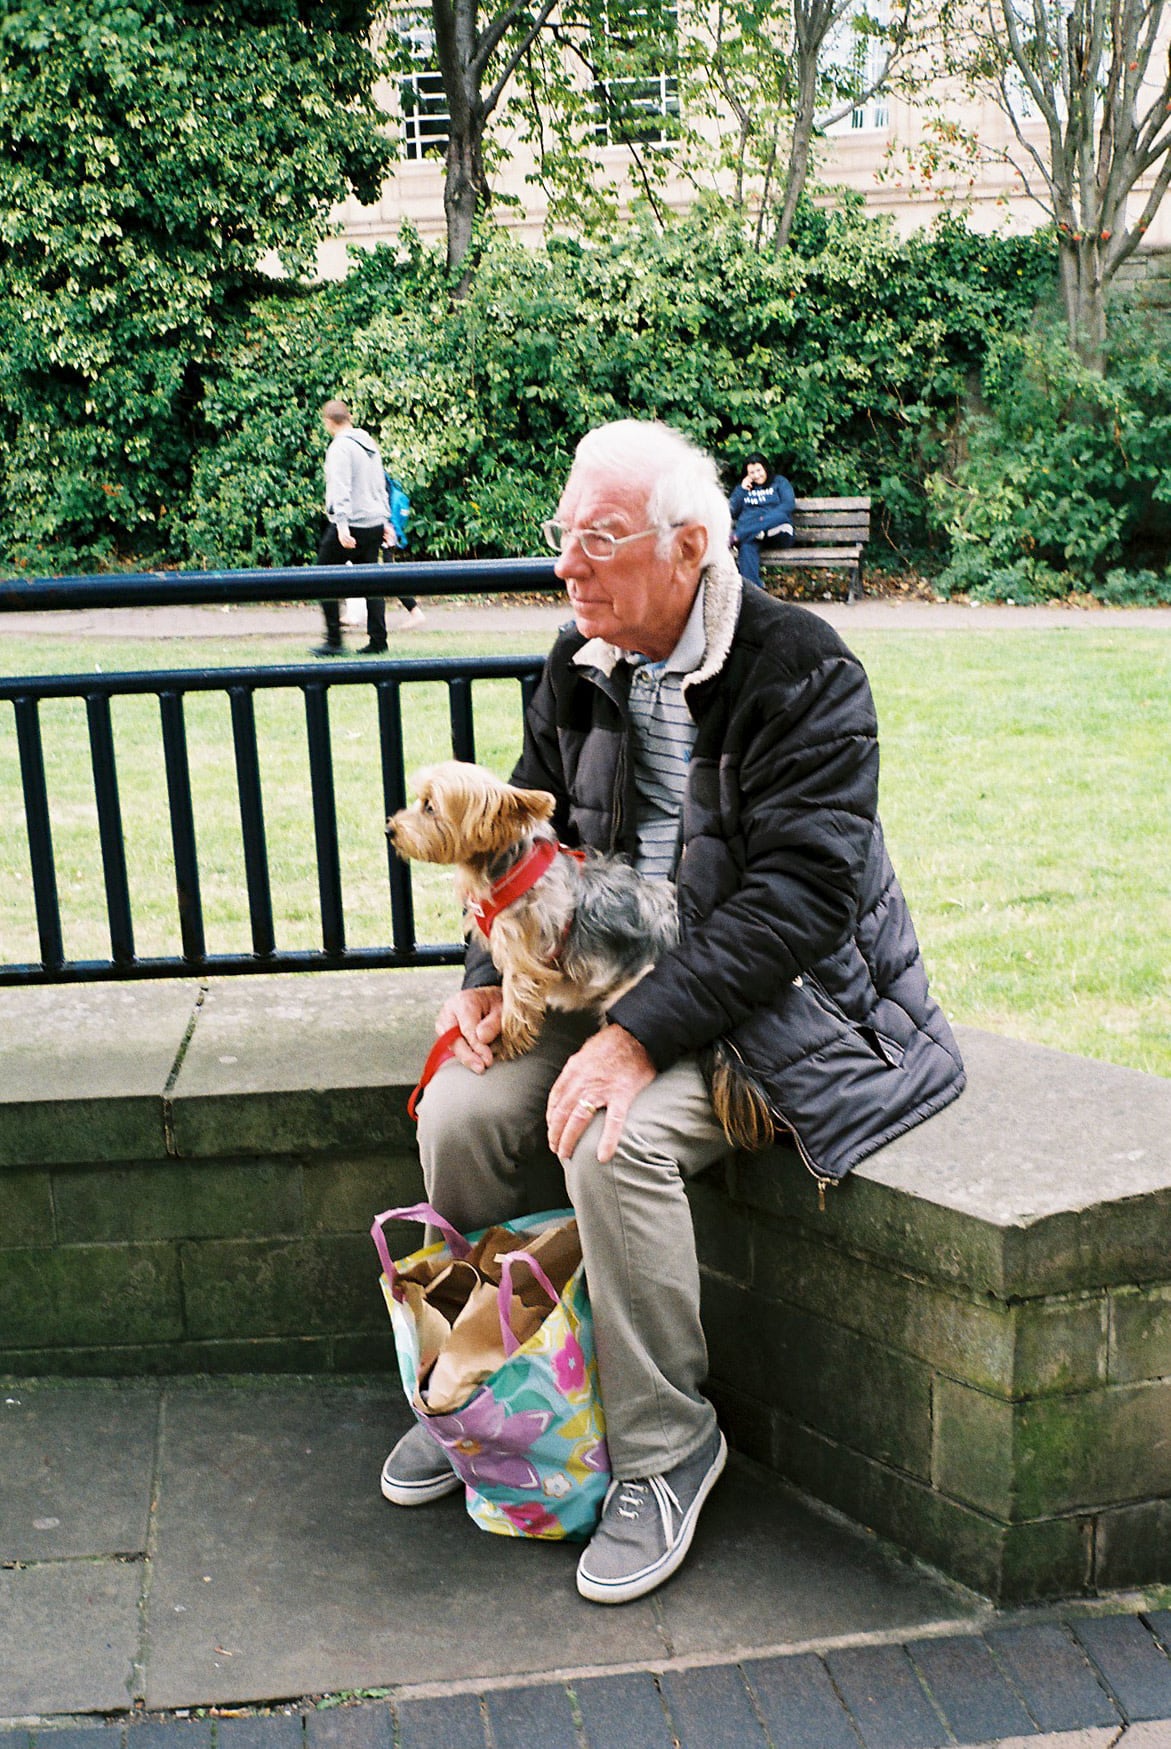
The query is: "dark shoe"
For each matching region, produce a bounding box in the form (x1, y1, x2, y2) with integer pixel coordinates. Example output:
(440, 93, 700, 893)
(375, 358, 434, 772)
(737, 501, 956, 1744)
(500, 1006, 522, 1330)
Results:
(356, 642, 389, 655)
(576, 1425, 726, 1604)
(310, 642, 346, 657)
(380, 1422, 462, 1506)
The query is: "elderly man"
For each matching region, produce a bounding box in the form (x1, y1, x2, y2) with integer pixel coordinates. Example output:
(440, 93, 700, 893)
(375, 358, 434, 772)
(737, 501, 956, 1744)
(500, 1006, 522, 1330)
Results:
(382, 419, 965, 1605)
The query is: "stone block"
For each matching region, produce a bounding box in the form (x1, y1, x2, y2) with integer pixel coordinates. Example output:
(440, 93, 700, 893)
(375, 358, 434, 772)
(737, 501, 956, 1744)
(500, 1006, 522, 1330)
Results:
(1016, 1380, 1171, 1517)
(686, 1171, 752, 1281)
(0, 980, 197, 1165)
(0, 1168, 52, 1247)
(302, 1154, 422, 1235)
(0, 1336, 339, 1378)
(1014, 1293, 1109, 1396)
(0, 1243, 182, 1351)
(1110, 1285, 1171, 1384)
(772, 1406, 1092, 1602)
(751, 1219, 1017, 1393)
(932, 1376, 1016, 1519)
(53, 1160, 303, 1243)
(1093, 1497, 1171, 1590)
(179, 1234, 384, 1340)
(702, 1274, 934, 1479)
(168, 969, 456, 1158)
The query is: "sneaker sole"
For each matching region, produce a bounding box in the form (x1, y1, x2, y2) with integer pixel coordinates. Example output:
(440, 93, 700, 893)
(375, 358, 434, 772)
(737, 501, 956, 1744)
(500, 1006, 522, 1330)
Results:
(576, 1432, 728, 1605)
(380, 1469, 464, 1507)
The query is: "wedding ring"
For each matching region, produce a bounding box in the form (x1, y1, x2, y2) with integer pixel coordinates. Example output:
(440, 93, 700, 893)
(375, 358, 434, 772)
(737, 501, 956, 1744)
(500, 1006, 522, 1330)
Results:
(576, 1099, 598, 1116)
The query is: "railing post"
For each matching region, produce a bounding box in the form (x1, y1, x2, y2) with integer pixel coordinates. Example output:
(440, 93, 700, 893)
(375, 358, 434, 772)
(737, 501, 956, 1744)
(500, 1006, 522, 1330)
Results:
(228, 685, 276, 959)
(12, 696, 65, 972)
(377, 679, 415, 955)
(303, 682, 346, 956)
(159, 690, 207, 963)
(86, 693, 135, 967)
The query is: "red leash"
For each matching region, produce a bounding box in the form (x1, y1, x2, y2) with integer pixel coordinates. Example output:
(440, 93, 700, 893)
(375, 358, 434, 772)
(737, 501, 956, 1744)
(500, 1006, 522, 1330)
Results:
(406, 1023, 464, 1120)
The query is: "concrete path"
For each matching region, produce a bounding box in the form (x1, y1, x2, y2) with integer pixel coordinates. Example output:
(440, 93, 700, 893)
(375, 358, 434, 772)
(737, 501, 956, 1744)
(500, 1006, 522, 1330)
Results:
(2, 1379, 1170, 1746)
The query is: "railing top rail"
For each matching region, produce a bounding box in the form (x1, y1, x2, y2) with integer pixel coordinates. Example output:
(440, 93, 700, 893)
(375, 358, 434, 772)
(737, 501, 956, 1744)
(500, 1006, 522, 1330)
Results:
(0, 557, 559, 613)
(0, 653, 546, 702)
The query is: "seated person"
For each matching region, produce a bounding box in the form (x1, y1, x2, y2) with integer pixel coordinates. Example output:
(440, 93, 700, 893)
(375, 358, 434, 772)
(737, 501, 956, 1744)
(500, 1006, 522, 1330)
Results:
(382, 418, 965, 1607)
(729, 452, 795, 586)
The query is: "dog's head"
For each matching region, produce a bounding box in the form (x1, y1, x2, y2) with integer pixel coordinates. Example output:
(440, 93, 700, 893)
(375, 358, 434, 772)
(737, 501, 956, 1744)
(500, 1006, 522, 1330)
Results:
(387, 761, 556, 865)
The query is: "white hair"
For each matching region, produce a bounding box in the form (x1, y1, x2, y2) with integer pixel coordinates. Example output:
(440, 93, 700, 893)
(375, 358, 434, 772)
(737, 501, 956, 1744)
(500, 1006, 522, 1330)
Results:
(569, 420, 731, 567)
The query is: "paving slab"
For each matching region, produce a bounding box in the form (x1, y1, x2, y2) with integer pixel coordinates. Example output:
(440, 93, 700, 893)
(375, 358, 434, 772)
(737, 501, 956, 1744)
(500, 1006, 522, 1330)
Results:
(741, 1652, 862, 1749)
(0, 1384, 158, 1562)
(572, 1672, 676, 1748)
(653, 1451, 979, 1657)
(823, 1643, 951, 1748)
(0, 981, 197, 1165)
(0, 1559, 141, 1718)
(1070, 1616, 1171, 1722)
(140, 1380, 662, 1709)
(907, 1634, 1037, 1742)
(987, 1624, 1121, 1733)
(660, 1664, 769, 1747)
(168, 970, 458, 1158)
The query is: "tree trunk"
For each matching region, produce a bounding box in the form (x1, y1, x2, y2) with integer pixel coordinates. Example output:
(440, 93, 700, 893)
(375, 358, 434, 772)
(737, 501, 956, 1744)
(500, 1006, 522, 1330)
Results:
(443, 119, 489, 279)
(1059, 236, 1107, 373)
(772, 38, 820, 249)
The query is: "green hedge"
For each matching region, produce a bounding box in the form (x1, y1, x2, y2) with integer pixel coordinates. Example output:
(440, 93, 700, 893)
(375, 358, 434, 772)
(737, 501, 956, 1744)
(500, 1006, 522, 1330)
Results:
(2, 202, 1072, 580)
(178, 205, 1058, 573)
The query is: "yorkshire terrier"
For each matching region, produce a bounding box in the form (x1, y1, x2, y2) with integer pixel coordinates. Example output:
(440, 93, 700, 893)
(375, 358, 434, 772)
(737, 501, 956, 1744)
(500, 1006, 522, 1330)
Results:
(387, 760, 774, 1152)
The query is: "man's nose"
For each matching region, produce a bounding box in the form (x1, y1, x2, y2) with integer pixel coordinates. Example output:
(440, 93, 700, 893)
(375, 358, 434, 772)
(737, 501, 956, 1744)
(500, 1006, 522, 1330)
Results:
(554, 533, 590, 580)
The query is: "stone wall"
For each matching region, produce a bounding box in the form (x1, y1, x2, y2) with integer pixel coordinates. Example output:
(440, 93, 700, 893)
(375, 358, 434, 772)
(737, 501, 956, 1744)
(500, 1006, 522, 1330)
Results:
(2, 973, 1169, 1605)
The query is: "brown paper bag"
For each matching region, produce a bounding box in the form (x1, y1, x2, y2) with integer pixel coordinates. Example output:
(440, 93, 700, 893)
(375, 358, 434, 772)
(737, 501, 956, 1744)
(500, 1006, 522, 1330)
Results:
(420, 1276, 549, 1413)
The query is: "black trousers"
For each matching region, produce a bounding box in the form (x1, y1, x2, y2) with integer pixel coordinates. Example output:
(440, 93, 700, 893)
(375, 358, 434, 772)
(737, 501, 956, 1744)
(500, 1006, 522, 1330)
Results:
(317, 524, 417, 644)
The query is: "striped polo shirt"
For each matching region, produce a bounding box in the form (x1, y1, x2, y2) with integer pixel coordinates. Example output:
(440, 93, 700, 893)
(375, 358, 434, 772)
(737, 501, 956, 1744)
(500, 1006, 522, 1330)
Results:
(621, 582, 706, 879)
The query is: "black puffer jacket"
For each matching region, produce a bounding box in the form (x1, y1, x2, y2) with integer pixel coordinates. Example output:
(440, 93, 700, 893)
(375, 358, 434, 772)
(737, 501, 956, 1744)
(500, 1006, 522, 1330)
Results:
(475, 556, 965, 1184)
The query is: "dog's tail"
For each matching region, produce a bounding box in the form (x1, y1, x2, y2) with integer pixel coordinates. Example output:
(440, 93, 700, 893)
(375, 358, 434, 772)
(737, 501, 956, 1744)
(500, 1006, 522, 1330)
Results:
(703, 1041, 776, 1153)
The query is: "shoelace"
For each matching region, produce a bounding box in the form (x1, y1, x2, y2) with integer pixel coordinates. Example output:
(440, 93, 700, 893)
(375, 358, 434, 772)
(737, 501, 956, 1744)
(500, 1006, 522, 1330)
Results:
(613, 1475, 683, 1540)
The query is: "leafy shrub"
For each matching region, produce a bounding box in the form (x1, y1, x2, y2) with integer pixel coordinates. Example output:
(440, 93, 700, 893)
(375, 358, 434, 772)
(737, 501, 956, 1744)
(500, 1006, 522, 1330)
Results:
(175, 207, 1057, 568)
(929, 313, 1171, 603)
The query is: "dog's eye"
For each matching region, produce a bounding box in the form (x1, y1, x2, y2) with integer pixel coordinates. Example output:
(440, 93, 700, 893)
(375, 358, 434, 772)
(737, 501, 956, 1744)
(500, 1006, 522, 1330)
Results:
(421, 800, 434, 814)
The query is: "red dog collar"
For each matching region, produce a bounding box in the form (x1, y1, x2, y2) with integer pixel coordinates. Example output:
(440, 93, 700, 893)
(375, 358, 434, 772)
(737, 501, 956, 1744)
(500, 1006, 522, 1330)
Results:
(465, 839, 584, 938)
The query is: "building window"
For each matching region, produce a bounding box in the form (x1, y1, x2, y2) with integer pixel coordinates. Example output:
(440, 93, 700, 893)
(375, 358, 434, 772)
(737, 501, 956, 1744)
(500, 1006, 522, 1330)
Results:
(823, 2, 890, 136)
(593, 2, 680, 147)
(396, 12, 450, 160)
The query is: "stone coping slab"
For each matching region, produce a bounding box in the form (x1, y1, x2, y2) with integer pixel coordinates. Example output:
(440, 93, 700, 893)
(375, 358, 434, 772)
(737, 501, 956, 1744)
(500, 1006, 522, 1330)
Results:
(737, 1027, 1171, 1299)
(0, 981, 199, 1165)
(168, 969, 459, 1158)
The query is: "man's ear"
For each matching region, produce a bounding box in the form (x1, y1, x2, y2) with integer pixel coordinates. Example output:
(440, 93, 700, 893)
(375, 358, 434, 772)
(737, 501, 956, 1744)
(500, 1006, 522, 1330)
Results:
(675, 522, 708, 573)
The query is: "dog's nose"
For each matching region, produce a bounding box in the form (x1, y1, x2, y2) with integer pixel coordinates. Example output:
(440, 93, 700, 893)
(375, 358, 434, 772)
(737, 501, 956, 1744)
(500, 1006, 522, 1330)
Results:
(386, 817, 397, 841)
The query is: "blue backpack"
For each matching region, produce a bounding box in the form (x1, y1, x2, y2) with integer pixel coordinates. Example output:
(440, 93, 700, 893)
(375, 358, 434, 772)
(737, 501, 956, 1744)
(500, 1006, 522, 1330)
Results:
(386, 473, 410, 551)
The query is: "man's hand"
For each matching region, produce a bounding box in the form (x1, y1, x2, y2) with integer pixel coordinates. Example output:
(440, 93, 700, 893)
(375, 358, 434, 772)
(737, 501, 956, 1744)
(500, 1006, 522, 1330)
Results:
(547, 1025, 657, 1164)
(338, 529, 357, 550)
(436, 985, 503, 1072)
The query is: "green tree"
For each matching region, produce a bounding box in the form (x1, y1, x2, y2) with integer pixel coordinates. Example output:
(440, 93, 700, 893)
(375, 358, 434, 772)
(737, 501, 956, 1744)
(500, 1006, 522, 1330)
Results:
(935, 0, 1171, 369)
(0, 0, 391, 570)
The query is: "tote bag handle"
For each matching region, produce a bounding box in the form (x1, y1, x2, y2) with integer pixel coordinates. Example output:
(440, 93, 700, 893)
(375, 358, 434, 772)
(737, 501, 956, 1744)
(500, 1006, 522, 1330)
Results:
(496, 1249, 561, 1358)
(370, 1202, 472, 1286)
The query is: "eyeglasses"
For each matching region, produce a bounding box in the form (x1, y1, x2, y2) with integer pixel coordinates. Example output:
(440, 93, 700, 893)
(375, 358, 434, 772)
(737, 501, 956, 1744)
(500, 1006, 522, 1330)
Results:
(541, 521, 664, 562)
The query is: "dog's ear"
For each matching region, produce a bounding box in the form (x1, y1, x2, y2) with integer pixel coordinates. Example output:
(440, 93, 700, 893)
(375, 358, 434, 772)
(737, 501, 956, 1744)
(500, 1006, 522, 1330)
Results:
(504, 784, 557, 832)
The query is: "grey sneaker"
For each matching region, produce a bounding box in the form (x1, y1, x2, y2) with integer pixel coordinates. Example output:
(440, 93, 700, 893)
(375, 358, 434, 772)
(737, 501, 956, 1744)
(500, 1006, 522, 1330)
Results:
(576, 1425, 727, 1604)
(380, 1422, 462, 1506)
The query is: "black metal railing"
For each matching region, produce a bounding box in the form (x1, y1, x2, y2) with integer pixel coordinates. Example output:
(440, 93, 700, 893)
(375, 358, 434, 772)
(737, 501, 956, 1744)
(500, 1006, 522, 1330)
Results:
(0, 561, 556, 985)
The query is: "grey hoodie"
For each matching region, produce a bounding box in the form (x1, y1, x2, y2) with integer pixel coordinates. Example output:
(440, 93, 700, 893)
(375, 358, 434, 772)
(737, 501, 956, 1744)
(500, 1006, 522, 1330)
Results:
(324, 427, 391, 537)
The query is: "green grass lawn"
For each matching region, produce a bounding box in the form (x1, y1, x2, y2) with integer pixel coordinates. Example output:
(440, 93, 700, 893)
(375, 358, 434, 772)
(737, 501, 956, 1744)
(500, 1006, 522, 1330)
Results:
(2, 623, 1168, 1078)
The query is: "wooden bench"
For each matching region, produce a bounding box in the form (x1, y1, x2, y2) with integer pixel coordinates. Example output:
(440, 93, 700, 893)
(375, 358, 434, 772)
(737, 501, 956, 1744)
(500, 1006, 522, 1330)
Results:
(760, 496, 872, 602)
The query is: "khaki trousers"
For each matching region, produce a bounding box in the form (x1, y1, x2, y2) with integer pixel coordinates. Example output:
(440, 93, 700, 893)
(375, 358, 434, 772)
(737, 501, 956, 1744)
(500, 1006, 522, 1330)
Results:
(415, 1012, 729, 1477)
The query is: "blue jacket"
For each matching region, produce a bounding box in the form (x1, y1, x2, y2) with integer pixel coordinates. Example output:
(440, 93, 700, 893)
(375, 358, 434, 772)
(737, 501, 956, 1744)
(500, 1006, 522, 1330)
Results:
(730, 476, 795, 545)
